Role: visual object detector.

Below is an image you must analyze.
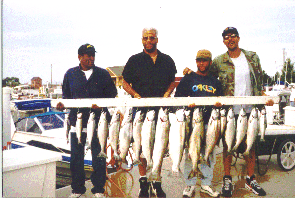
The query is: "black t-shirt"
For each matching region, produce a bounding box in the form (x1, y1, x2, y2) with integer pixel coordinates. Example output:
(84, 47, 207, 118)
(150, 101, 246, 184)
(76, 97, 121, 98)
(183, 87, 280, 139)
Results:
(175, 72, 223, 123)
(122, 50, 177, 97)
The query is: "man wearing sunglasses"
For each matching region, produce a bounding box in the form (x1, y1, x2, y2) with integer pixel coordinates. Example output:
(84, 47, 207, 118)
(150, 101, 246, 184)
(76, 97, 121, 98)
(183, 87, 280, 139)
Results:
(211, 27, 266, 197)
(182, 27, 266, 197)
(122, 27, 177, 198)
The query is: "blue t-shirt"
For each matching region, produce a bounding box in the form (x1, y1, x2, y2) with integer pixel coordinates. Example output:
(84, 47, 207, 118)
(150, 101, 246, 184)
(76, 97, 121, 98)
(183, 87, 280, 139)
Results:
(175, 72, 223, 123)
(175, 72, 222, 97)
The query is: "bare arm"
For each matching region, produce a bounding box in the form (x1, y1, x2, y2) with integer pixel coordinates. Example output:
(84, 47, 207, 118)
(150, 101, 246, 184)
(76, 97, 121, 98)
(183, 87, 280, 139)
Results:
(122, 78, 141, 98)
(163, 81, 176, 98)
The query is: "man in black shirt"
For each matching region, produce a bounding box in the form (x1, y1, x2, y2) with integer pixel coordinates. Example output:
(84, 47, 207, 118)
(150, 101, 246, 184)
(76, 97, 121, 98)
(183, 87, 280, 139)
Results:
(122, 27, 177, 198)
(175, 50, 221, 198)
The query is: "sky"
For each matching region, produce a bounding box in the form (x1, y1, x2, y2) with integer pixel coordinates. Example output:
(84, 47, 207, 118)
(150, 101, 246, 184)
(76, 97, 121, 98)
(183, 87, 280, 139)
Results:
(2, 0, 295, 85)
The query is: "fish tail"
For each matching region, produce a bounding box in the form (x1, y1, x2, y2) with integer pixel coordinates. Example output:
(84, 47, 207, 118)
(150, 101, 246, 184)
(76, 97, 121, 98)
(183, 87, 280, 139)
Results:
(113, 153, 121, 161)
(243, 150, 250, 156)
(146, 162, 153, 173)
(232, 145, 237, 152)
(201, 156, 211, 167)
(170, 168, 183, 177)
(188, 169, 197, 179)
(226, 150, 233, 156)
(148, 172, 161, 182)
(97, 152, 108, 158)
(132, 159, 142, 166)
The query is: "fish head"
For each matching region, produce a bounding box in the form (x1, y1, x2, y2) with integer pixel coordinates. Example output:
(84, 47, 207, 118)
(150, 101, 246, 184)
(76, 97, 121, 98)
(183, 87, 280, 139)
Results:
(134, 110, 144, 122)
(261, 108, 266, 115)
(193, 108, 203, 122)
(77, 112, 83, 119)
(146, 110, 156, 121)
(227, 108, 235, 119)
(175, 108, 185, 122)
(250, 107, 258, 119)
(90, 112, 95, 119)
(211, 108, 220, 120)
(159, 108, 169, 122)
(220, 108, 226, 117)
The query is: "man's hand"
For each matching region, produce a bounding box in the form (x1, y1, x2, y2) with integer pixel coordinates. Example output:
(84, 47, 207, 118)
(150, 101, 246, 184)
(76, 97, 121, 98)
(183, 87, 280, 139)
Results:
(163, 92, 171, 98)
(266, 99, 274, 106)
(134, 93, 141, 99)
(56, 102, 65, 111)
(183, 67, 193, 75)
(188, 103, 196, 108)
(214, 102, 222, 108)
(91, 104, 101, 110)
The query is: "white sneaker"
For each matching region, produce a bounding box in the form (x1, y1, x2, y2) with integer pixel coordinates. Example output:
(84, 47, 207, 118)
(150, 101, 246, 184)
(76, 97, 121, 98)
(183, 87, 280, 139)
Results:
(93, 193, 106, 197)
(200, 185, 220, 197)
(183, 185, 196, 197)
(69, 193, 86, 198)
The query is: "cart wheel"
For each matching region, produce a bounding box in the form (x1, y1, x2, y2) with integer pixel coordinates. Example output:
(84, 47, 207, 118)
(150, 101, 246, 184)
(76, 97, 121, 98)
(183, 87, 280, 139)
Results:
(277, 139, 295, 171)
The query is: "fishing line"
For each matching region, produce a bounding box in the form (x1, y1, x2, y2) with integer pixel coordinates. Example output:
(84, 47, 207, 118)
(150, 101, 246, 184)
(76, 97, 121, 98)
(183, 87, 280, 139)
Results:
(255, 137, 277, 176)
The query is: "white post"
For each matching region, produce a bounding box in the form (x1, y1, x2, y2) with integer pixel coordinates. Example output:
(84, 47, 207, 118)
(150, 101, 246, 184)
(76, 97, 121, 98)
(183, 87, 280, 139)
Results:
(3, 87, 12, 149)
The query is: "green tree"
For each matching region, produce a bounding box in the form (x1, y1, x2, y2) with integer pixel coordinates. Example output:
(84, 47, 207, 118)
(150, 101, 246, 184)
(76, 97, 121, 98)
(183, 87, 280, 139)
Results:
(3, 77, 20, 87)
(281, 58, 295, 85)
(262, 70, 275, 86)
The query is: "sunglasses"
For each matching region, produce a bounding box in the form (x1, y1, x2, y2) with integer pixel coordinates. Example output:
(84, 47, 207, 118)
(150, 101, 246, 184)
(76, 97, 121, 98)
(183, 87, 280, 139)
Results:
(223, 34, 238, 40)
(142, 36, 157, 41)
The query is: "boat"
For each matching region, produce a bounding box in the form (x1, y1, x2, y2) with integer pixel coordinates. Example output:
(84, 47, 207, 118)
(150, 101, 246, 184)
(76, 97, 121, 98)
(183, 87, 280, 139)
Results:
(10, 99, 134, 187)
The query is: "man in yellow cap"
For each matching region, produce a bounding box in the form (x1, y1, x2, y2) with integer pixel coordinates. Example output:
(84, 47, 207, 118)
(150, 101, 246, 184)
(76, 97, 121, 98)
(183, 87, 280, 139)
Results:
(175, 50, 222, 197)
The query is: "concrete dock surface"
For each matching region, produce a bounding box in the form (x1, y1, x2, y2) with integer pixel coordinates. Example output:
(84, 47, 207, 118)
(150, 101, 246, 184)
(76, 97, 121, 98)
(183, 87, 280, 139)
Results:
(56, 146, 295, 198)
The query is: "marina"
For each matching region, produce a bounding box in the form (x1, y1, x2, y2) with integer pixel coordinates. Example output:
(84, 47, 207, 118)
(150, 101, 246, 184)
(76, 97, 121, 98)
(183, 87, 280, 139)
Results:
(3, 87, 295, 197)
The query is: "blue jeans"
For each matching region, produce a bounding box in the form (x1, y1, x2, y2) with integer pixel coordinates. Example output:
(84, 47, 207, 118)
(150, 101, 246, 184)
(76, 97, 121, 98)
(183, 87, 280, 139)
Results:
(70, 129, 106, 194)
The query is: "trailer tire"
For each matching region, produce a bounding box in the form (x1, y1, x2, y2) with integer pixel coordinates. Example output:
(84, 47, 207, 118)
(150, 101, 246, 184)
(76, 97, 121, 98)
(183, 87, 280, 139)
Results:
(277, 139, 295, 171)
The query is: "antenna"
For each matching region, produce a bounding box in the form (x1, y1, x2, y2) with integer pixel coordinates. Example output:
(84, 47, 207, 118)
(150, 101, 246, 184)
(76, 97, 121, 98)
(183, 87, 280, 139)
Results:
(283, 48, 287, 86)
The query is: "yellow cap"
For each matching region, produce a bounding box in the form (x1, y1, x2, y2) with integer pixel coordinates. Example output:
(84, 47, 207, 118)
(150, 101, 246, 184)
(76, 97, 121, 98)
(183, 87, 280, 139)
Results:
(196, 49, 212, 60)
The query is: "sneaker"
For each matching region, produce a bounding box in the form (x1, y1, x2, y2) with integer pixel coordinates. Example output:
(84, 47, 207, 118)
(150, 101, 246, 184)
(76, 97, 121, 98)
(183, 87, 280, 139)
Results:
(200, 185, 220, 197)
(221, 175, 234, 197)
(151, 181, 166, 198)
(182, 185, 196, 197)
(245, 175, 266, 196)
(138, 177, 150, 198)
(69, 193, 86, 198)
(93, 193, 106, 198)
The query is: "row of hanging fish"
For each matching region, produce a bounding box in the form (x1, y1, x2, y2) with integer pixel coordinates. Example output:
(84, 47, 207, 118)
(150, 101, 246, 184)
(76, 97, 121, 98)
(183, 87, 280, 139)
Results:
(63, 105, 267, 182)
